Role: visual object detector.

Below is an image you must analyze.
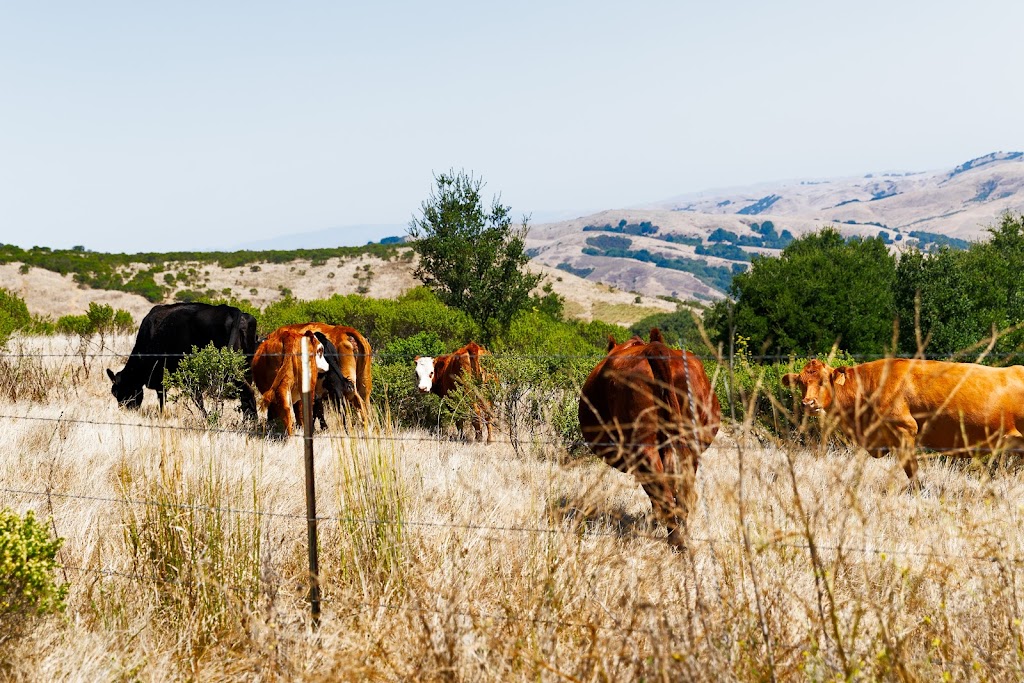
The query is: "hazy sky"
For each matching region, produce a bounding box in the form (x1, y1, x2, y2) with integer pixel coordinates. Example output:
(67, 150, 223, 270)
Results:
(2, 1, 1023, 253)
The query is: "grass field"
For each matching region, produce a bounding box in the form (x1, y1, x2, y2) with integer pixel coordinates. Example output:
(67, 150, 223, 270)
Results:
(2, 334, 1024, 681)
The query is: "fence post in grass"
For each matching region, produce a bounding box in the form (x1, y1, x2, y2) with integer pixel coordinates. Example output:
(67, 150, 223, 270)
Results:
(301, 335, 322, 629)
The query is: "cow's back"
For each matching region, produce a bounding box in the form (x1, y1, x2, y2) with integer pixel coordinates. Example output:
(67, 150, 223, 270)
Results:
(838, 359, 1024, 451)
(579, 339, 659, 464)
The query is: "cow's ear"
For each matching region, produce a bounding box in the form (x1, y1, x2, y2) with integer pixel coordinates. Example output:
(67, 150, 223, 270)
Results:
(606, 335, 617, 352)
(414, 355, 421, 362)
(781, 373, 798, 388)
(106, 368, 116, 382)
(832, 368, 846, 386)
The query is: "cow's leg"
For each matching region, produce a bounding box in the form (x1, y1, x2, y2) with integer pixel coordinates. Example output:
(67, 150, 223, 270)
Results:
(893, 433, 921, 491)
(471, 403, 484, 442)
(483, 400, 494, 444)
(238, 383, 257, 421)
(635, 447, 686, 550)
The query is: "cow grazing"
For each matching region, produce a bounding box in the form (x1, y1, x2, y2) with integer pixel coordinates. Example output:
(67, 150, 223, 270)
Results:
(415, 341, 493, 443)
(782, 358, 1024, 485)
(276, 323, 369, 426)
(107, 302, 257, 416)
(251, 328, 331, 436)
(578, 329, 721, 549)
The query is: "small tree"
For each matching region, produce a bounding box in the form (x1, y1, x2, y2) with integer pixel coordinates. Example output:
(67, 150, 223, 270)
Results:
(0, 288, 31, 348)
(165, 344, 249, 424)
(408, 170, 554, 342)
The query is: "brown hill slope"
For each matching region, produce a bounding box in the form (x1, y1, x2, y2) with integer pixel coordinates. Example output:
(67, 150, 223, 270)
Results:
(527, 152, 1024, 301)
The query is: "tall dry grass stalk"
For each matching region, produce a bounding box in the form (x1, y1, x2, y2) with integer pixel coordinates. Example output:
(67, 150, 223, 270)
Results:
(2, 334, 1024, 679)
(324, 405, 407, 594)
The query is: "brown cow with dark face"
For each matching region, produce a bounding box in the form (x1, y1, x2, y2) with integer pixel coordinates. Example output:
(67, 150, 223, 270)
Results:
(578, 329, 721, 549)
(783, 358, 1024, 485)
(251, 328, 330, 436)
(276, 322, 370, 425)
(415, 341, 493, 443)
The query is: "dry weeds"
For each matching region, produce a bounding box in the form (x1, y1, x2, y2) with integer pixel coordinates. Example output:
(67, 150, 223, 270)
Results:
(1, 334, 1022, 681)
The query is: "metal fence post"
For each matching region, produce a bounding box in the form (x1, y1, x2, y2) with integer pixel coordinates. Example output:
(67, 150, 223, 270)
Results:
(300, 336, 322, 629)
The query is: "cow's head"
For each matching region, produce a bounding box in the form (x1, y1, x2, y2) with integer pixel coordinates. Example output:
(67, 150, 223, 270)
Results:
(782, 359, 846, 414)
(314, 331, 356, 397)
(106, 368, 144, 410)
(414, 356, 435, 393)
(308, 332, 330, 374)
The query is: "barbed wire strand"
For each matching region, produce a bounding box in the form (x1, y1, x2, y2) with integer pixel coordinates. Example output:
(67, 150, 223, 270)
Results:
(3, 484, 1019, 566)
(1, 410, 1019, 458)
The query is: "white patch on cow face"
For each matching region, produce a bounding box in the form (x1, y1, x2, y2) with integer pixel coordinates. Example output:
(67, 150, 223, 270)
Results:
(315, 343, 329, 373)
(415, 356, 435, 393)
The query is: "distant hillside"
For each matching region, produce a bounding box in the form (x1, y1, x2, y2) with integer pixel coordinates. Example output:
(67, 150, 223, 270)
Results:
(526, 152, 1024, 301)
(0, 248, 673, 328)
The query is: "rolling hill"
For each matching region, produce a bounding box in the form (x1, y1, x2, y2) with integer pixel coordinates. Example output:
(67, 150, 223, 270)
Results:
(525, 151, 1024, 301)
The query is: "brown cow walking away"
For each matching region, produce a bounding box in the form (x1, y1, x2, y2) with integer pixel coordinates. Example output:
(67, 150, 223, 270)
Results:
(579, 329, 721, 549)
(783, 358, 1024, 486)
(415, 341, 494, 443)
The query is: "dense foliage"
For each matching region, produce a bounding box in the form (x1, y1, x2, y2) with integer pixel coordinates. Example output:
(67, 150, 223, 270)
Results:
(705, 214, 1024, 363)
(705, 228, 898, 357)
(0, 288, 31, 347)
(408, 170, 558, 342)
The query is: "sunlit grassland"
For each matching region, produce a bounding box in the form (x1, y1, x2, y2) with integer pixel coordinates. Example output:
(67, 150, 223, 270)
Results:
(1, 334, 1024, 681)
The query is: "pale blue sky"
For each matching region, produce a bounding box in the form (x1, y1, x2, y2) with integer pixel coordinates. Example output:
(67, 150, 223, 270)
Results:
(2, 1, 1022, 252)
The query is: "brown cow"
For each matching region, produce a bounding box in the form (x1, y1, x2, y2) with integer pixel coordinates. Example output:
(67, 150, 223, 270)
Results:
(783, 358, 1024, 485)
(277, 323, 371, 421)
(415, 341, 493, 443)
(251, 328, 330, 436)
(578, 329, 721, 549)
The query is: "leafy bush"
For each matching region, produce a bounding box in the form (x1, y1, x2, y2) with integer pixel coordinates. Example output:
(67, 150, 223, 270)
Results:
(164, 344, 249, 424)
(56, 302, 134, 342)
(0, 288, 30, 347)
(0, 509, 67, 643)
(373, 360, 442, 431)
(379, 331, 446, 364)
(260, 287, 478, 350)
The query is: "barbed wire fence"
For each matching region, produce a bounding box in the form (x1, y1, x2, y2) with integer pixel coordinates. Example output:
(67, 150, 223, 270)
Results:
(3, 341, 1024, 666)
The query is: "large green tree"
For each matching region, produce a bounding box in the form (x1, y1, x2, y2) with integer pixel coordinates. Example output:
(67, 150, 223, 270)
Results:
(408, 170, 557, 341)
(705, 228, 897, 357)
(894, 212, 1024, 360)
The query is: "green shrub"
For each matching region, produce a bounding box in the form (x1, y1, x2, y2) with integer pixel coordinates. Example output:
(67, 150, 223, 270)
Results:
(164, 344, 249, 424)
(0, 288, 30, 347)
(378, 330, 445, 364)
(0, 508, 67, 642)
(259, 287, 478, 350)
(56, 302, 133, 341)
(373, 360, 442, 431)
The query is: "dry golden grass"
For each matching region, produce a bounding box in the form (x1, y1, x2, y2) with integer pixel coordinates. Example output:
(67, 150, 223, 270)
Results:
(2, 333, 1024, 681)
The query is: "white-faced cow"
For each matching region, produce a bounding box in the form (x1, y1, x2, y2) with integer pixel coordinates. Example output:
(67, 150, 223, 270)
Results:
(107, 302, 257, 416)
(579, 329, 721, 549)
(415, 341, 493, 443)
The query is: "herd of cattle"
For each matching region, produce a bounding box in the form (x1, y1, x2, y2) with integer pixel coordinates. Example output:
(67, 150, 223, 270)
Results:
(104, 302, 1024, 549)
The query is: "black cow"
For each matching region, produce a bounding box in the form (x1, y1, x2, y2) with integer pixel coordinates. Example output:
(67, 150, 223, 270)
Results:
(106, 303, 258, 416)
